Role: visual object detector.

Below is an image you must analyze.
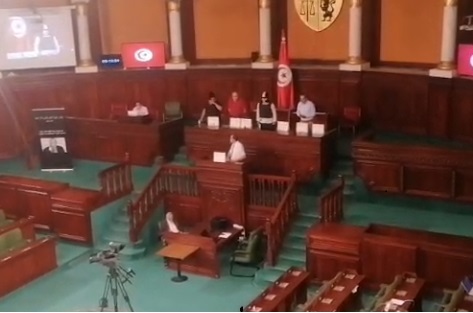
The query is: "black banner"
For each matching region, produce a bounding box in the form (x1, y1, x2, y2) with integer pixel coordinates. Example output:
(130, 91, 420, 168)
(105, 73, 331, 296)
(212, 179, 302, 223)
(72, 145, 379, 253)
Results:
(458, 0, 473, 44)
(32, 108, 73, 171)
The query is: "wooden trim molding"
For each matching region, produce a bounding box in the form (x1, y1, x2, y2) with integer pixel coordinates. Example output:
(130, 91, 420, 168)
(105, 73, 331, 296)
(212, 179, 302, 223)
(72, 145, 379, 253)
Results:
(181, 0, 197, 63)
(192, 58, 252, 65)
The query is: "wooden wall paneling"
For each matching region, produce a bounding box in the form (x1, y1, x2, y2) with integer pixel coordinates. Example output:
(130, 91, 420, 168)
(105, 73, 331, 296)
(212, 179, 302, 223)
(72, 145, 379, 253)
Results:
(163, 71, 188, 116)
(339, 71, 362, 115)
(364, 0, 381, 65)
(455, 169, 473, 202)
(181, 0, 197, 63)
(73, 75, 99, 118)
(271, 0, 288, 59)
(249, 69, 275, 103)
(361, 237, 417, 284)
(130, 71, 166, 116)
(403, 166, 452, 199)
(164, 194, 202, 228)
(451, 78, 473, 142)
(361, 72, 429, 134)
(96, 72, 136, 118)
(427, 77, 452, 138)
(355, 161, 402, 193)
(87, 0, 103, 63)
(0, 81, 22, 158)
(419, 246, 473, 289)
(297, 69, 340, 116)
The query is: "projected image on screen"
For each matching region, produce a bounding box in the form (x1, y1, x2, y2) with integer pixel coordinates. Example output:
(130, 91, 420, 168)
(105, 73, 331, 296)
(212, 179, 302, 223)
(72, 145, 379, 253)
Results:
(0, 7, 77, 70)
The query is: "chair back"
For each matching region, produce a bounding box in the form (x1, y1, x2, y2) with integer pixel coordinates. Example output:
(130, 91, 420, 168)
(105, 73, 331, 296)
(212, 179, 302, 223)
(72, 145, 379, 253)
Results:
(246, 228, 263, 260)
(110, 103, 127, 118)
(164, 101, 183, 120)
(343, 106, 361, 124)
(445, 286, 465, 312)
(4, 228, 23, 248)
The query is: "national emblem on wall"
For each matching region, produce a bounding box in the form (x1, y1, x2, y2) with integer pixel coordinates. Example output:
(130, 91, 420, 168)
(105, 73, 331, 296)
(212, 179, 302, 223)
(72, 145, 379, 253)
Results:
(294, 0, 344, 32)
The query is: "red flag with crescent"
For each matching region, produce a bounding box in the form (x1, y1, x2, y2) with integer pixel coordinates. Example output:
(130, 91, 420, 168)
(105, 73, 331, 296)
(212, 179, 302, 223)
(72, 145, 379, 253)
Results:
(277, 31, 294, 110)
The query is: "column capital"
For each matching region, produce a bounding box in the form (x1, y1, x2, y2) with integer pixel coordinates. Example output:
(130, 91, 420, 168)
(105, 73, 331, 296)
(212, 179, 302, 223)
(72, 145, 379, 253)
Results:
(259, 0, 271, 9)
(350, 0, 362, 7)
(167, 0, 181, 12)
(445, 0, 458, 6)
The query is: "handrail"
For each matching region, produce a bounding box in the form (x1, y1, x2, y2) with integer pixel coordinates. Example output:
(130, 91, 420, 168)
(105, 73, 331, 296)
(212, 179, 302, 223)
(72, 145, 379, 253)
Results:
(319, 175, 344, 223)
(265, 172, 298, 266)
(97, 153, 134, 205)
(248, 174, 291, 207)
(128, 164, 198, 242)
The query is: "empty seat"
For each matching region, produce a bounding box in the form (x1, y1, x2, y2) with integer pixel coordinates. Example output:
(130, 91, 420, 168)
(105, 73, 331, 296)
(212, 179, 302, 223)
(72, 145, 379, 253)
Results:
(4, 228, 28, 251)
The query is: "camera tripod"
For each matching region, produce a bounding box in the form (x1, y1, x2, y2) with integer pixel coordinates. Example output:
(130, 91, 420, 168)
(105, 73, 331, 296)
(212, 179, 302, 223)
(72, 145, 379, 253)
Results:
(99, 266, 134, 312)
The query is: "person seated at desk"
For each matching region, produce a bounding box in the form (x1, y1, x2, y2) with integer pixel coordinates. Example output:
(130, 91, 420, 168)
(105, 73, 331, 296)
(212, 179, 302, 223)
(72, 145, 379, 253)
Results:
(227, 134, 246, 163)
(227, 91, 249, 118)
(256, 91, 277, 131)
(296, 94, 316, 122)
(127, 102, 149, 117)
(164, 212, 181, 233)
(198, 92, 222, 124)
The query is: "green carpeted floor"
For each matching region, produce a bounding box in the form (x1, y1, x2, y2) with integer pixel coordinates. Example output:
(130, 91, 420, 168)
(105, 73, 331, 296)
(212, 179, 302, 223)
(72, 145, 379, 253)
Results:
(2, 132, 473, 311)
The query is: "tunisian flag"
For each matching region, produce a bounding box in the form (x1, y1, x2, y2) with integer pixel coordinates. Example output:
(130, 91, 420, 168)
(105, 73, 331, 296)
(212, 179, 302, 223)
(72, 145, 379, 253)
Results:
(277, 31, 294, 110)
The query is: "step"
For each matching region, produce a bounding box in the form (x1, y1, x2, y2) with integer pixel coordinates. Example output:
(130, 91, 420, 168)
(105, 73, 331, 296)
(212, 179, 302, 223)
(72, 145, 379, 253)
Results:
(110, 222, 130, 233)
(273, 258, 306, 272)
(115, 214, 130, 224)
(293, 217, 316, 228)
(278, 248, 306, 263)
(104, 230, 130, 244)
(283, 236, 306, 251)
(290, 224, 309, 238)
(255, 267, 287, 284)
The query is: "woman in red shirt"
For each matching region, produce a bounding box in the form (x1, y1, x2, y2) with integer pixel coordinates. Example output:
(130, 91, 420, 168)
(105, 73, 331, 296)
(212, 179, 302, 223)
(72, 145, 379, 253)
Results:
(227, 92, 249, 118)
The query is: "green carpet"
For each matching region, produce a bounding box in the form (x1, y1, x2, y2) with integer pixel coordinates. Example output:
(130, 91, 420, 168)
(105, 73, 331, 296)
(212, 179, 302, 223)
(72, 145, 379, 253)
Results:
(2, 134, 473, 311)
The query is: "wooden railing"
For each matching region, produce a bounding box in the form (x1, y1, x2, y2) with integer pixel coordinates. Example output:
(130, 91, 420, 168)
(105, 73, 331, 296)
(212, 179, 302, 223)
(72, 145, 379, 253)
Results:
(248, 174, 291, 207)
(128, 164, 198, 242)
(319, 175, 345, 223)
(97, 154, 134, 204)
(265, 172, 298, 266)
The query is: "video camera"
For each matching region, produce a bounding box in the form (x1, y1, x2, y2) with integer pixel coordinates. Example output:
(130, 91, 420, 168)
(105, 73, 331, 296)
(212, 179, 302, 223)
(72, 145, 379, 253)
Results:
(89, 242, 125, 267)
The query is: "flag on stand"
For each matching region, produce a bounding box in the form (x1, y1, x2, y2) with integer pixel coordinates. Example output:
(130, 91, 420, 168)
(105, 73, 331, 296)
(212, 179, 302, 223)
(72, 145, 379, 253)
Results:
(277, 31, 294, 110)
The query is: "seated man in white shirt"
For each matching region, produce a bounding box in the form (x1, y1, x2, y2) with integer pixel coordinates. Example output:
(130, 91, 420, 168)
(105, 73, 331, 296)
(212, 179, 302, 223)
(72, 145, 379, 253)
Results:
(296, 95, 316, 122)
(165, 212, 180, 233)
(227, 134, 246, 163)
(127, 102, 149, 117)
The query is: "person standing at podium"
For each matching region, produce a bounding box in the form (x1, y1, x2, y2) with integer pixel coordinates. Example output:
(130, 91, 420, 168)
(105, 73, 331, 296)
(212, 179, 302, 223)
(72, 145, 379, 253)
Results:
(256, 91, 277, 131)
(227, 134, 246, 162)
(296, 94, 316, 122)
(198, 92, 222, 124)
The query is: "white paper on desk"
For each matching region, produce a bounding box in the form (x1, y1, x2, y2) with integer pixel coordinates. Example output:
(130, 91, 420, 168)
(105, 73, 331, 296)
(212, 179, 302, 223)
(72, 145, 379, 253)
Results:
(213, 151, 226, 163)
(229, 117, 241, 129)
(207, 116, 220, 128)
(312, 123, 325, 137)
(218, 232, 231, 238)
(241, 118, 252, 129)
(277, 121, 289, 133)
(296, 122, 309, 135)
(233, 224, 244, 229)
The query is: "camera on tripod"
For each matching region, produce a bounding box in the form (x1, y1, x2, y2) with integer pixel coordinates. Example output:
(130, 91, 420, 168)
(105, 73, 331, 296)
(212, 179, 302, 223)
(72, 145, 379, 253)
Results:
(89, 242, 125, 267)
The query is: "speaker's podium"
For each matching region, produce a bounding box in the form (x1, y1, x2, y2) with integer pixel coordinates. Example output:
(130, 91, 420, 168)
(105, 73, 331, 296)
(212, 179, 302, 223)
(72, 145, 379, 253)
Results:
(195, 159, 248, 226)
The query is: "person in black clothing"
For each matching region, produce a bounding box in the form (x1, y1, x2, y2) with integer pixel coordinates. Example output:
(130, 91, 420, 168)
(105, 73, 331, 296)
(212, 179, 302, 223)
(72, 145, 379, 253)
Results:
(198, 92, 223, 124)
(256, 91, 277, 131)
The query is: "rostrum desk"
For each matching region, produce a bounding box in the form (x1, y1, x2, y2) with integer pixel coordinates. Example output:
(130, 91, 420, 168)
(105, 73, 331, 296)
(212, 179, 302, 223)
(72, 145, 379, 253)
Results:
(194, 160, 248, 225)
(185, 126, 336, 182)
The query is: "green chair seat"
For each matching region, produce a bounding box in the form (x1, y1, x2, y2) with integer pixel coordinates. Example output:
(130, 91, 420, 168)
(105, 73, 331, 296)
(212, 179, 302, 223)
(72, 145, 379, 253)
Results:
(4, 228, 28, 251)
(229, 228, 264, 277)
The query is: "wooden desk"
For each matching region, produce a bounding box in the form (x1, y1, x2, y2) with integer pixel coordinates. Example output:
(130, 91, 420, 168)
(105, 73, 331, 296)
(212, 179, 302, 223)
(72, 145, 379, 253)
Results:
(307, 223, 473, 291)
(0, 175, 69, 228)
(185, 125, 336, 182)
(157, 243, 199, 282)
(50, 187, 101, 244)
(162, 224, 242, 278)
(458, 295, 473, 311)
(243, 267, 310, 312)
(67, 117, 183, 166)
(305, 270, 365, 312)
(353, 130, 473, 203)
(374, 274, 425, 312)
